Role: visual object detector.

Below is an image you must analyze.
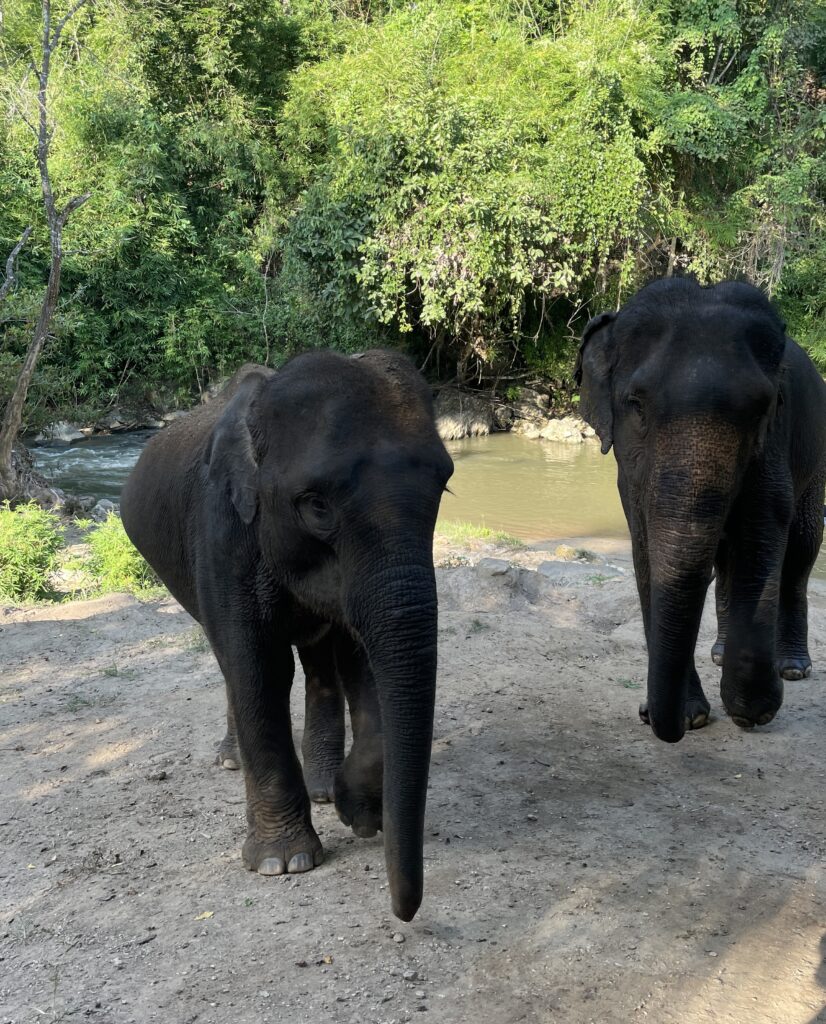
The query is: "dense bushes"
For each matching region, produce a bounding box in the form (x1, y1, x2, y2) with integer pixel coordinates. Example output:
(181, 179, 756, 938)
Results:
(0, 0, 824, 419)
(84, 513, 159, 594)
(0, 503, 62, 601)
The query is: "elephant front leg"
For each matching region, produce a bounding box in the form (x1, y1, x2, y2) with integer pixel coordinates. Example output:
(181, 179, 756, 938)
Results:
(333, 634, 384, 839)
(720, 505, 790, 729)
(219, 641, 322, 875)
(298, 634, 345, 804)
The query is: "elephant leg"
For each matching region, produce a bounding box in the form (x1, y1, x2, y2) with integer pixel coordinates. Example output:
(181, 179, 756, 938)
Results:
(777, 479, 824, 680)
(333, 632, 384, 839)
(298, 633, 345, 804)
(711, 538, 731, 667)
(217, 693, 241, 770)
(215, 634, 322, 875)
(720, 495, 791, 729)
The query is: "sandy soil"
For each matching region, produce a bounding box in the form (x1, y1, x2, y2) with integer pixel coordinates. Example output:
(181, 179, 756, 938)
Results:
(1, 539, 825, 1024)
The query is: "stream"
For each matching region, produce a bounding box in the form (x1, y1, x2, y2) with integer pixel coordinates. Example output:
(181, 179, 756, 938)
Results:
(32, 429, 826, 577)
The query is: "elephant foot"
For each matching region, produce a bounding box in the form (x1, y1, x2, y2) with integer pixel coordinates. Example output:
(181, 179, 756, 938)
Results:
(217, 732, 241, 771)
(242, 822, 323, 876)
(711, 640, 725, 667)
(334, 746, 383, 839)
(778, 655, 812, 682)
(639, 696, 711, 731)
(722, 692, 781, 730)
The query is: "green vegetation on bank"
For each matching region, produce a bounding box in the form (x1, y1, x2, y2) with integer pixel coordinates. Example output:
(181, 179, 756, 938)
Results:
(1, 0, 824, 427)
(0, 506, 159, 603)
(0, 502, 62, 601)
(84, 513, 160, 594)
(436, 520, 525, 548)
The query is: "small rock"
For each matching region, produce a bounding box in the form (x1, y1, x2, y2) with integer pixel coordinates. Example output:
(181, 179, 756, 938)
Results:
(392, 932, 405, 944)
(147, 769, 168, 782)
(476, 558, 512, 579)
(402, 970, 418, 982)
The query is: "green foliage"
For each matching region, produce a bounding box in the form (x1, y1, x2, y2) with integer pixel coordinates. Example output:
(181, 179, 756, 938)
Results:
(436, 519, 524, 547)
(85, 513, 159, 593)
(0, 502, 62, 602)
(0, 0, 824, 409)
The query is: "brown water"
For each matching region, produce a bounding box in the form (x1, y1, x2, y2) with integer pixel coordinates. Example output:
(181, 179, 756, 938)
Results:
(439, 432, 826, 579)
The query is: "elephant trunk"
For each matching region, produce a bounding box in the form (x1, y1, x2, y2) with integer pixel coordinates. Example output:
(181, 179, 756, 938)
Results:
(347, 554, 438, 921)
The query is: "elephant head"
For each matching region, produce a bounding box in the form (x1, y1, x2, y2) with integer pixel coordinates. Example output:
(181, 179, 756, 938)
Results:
(576, 279, 787, 742)
(206, 351, 453, 920)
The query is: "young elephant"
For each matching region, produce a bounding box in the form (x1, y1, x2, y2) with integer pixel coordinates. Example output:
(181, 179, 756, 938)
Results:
(576, 278, 826, 743)
(121, 350, 453, 921)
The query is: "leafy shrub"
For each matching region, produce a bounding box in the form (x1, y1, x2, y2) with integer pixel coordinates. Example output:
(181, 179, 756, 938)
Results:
(0, 502, 62, 602)
(86, 513, 159, 593)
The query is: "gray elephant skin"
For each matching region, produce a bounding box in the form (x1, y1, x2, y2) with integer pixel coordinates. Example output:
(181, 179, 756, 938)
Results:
(120, 350, 453, 921)
(576, 278, 826, 743)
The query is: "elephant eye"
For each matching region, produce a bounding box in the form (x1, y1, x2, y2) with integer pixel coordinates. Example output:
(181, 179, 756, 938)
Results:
(296, 492, 336, 533)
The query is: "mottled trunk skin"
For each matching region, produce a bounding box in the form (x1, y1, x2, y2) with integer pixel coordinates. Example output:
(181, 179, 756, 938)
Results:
(347, 556, 438, 921)
(644, 418, 740, 742)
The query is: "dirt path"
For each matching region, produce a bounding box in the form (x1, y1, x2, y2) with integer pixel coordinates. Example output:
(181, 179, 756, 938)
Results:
(1, 543, 825, 1024)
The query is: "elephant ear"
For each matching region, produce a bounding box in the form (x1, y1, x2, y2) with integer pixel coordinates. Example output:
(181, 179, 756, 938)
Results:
(574, 312, 617, 455)
(205, 371, 270, 525)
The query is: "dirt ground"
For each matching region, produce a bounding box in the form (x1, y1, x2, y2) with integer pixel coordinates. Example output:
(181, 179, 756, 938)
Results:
(1, 537, 825, 1024)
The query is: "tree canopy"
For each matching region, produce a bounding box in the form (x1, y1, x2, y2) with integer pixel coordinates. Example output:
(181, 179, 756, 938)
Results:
(1, 0, 824, 420)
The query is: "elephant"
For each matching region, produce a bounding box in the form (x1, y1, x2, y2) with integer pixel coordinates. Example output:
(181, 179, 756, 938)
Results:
(576, 277, 826, 743)
(120, 350, 453, 921)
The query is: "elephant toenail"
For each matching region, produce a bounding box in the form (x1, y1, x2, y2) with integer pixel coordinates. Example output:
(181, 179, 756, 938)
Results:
(258, 857, 286, 875)
(731, 715, 755, 730)
(287, 853, 314, 873)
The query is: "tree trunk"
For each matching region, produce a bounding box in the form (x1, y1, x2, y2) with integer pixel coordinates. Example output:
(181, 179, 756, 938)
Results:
(0, 0, 91, 502)
(0, 245, 62, 500)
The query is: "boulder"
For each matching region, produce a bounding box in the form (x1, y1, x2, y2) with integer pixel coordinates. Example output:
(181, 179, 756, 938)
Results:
(508, 386, 551, 433)
(433, 388, 495, 441)
(96, 408, 139, 433)
(539, 416, 586, 444)
(90, 499, 117, 522)
(35, 421, 86, 444)
(162, 410, 189, 424)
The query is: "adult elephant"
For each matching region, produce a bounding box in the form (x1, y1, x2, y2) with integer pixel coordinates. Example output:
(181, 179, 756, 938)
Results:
(121, 350, 453, 921)
(576, 278, 826, 743)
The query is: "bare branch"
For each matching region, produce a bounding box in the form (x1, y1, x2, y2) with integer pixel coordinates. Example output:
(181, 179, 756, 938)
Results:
(50, 0, 91, 52)
(57, 192, 91, 228)
(0, 227, 33, 305)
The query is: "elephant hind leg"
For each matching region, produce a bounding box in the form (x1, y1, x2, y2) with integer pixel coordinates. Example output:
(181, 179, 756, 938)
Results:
(711, 539, 731, 668)
(298, 633, 345, 804)
(217, 698, 241, 770)
(777, 479, 824, 681)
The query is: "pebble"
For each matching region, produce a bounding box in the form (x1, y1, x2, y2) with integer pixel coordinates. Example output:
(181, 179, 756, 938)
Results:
(392, 932, 406, 944)
(403, 970, 418, 981)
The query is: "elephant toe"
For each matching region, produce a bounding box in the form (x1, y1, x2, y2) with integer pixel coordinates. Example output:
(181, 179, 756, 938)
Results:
(217, 733, 241, 771)
(779, 657, 812, 682)
(243, 825, 323, 877)
(305, 773, 337, 804)
(639, 700, 710, 730)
